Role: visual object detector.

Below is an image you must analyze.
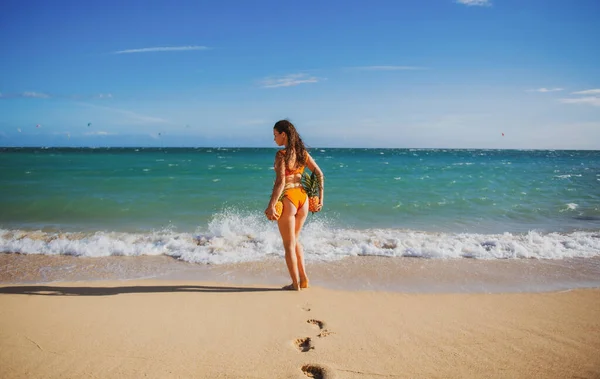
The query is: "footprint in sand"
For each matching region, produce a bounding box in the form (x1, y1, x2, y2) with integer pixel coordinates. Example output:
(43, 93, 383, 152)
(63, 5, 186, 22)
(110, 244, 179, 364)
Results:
(301, 364, 331, 379)
(317, 330, 334, 338)
(297, 322, 336, 377)
(307, 319, 324, 329)
(294, 337, 314, 352)
(307, 319, 334, 338)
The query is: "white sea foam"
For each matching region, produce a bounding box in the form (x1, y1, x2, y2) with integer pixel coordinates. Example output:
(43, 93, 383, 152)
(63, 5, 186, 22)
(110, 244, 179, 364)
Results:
(560, 203, 579, 212)
(2, 212, 599, 264)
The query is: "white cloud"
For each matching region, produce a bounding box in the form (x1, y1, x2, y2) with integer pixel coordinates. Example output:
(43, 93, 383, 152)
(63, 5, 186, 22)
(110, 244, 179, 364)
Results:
(50, 131, 73, 137)
(79, 103, 170, 124)
(22, 91, 51, 98)
(457, 0, 491, 6)
(559, 97, 600, 107)
(260, 73, 320, 88)
(84, 131, 111, 136)
(352, 66, 426, 71)
(112, 46, 209, 54)
(526, 88, 563, 93)
(70, 93, 114, 100)
(571, 89, 600, 95)
(1, 92, 114, 100)
(121, 112, 169, 124)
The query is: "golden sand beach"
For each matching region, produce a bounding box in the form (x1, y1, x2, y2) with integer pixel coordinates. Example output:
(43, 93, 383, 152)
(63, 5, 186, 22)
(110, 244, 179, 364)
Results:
(1, 279, 599, 379)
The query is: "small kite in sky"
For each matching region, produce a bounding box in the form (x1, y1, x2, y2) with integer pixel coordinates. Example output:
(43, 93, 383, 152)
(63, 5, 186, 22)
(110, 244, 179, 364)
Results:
(87, 122, 92, 127)
(17, 128, 21, 133)
(502, 132, 504, 137)
(36, 124, 41, 128)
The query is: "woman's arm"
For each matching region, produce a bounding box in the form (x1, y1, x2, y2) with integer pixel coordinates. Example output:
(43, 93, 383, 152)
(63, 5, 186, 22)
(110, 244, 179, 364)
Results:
(265, 151, 286, 220)
(306, 152, 324, 210)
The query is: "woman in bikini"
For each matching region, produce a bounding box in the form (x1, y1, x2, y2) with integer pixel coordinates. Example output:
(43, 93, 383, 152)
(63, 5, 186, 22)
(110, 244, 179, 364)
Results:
(265, 120, 324, 291)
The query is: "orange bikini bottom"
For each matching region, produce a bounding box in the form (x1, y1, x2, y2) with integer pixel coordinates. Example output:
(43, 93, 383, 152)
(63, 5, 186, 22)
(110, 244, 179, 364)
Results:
(283, 187, 308, 210)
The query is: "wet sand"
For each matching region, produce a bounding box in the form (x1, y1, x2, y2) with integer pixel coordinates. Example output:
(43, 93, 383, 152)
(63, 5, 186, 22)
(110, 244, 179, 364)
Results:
(2, 253, 600, 293)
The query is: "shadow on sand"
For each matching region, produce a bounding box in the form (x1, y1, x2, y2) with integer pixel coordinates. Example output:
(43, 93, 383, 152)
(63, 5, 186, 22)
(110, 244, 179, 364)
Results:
(0, 284, 283, 296)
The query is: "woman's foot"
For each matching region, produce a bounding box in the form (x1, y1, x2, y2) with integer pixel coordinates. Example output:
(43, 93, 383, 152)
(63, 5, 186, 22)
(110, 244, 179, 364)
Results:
(282, 283, 300, 291)
(300, 278, 310, 289)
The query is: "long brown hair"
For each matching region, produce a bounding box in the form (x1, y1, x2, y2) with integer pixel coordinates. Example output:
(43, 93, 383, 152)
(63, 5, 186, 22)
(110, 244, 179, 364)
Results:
(273, 119, 307, 170)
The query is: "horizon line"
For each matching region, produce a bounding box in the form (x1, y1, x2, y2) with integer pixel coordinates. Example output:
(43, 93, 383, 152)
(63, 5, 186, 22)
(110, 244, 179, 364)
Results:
(1, 146, 598, 152)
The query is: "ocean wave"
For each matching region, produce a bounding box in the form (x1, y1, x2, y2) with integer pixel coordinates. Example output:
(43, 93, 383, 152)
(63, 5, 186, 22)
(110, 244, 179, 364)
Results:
(1, 212, 599, 264)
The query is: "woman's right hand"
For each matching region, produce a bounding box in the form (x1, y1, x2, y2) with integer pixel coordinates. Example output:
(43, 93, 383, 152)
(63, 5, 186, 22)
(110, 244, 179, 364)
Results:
(265, 205, 279, 221)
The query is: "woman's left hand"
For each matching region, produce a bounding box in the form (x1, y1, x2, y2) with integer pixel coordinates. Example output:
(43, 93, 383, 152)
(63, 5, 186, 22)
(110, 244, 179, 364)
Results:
(315, 198, 324, 212)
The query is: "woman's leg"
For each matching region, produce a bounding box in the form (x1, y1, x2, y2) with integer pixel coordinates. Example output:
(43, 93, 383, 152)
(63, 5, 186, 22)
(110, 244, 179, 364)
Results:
(295, 200, 309, 288)
(278, 198, 299, 290)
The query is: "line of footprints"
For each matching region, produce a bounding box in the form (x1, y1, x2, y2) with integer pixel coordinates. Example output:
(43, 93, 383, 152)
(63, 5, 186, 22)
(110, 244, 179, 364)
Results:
(294, 305, 335, 379)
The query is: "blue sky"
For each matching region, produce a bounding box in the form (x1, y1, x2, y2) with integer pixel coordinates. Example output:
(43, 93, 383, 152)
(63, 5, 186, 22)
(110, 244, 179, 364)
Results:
(1, 0, 599, 149)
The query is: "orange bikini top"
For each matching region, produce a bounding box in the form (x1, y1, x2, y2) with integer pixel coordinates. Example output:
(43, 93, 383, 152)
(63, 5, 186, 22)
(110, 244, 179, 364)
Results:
(277, 150, 306, 176)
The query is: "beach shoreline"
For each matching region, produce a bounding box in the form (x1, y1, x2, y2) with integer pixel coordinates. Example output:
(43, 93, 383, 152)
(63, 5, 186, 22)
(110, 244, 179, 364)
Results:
(2, 253, 600, 294)
(1, 279, 599, 379)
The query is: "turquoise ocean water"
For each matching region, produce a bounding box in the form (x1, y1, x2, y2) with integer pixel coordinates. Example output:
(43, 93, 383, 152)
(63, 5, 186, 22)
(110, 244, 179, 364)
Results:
(1, 147, 599, 264)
